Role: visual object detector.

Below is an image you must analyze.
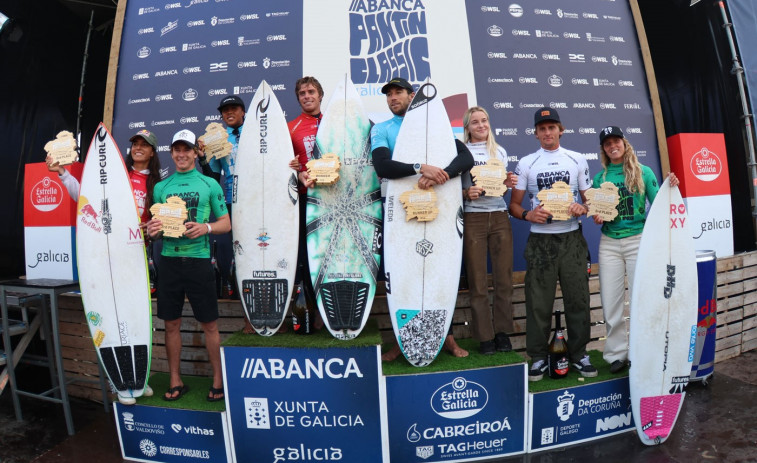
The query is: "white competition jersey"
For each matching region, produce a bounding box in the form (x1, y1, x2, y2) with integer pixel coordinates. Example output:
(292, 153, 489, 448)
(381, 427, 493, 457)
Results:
(514, 146, 591, 234)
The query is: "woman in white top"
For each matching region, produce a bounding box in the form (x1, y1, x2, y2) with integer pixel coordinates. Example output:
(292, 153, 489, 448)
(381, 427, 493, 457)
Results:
(461, 106, 517, 355)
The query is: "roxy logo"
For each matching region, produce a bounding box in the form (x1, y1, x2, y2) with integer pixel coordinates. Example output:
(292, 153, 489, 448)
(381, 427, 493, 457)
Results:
(431, 377, 488, 419)
(690, 147, 722, 181)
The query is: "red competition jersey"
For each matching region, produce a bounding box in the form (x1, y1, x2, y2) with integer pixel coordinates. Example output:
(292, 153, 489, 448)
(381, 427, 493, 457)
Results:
(288, 112, 321, 169)
(129, 169, 151, 223)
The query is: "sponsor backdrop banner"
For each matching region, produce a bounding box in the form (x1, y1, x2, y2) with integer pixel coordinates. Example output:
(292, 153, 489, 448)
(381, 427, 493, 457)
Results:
(385, 365, 527, 462)
(221, 345, 384, 463)
(112, 0, 659, 269)
(114, 403, 231, 463)
(528, 377, 633, 452)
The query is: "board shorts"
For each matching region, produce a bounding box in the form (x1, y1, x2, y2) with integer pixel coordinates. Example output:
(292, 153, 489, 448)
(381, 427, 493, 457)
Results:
(157, 256, 219, 323)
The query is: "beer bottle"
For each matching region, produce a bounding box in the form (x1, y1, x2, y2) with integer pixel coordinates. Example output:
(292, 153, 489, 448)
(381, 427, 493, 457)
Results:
(291, 285, 312, 334)
(147, 242, 158, 295)
(548, 310, 570, 379)
(211, 241, 223, 299)
(225, 257, 240, 300)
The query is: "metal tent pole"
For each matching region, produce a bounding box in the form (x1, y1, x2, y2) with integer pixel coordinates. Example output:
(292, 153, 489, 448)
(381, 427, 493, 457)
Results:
(75, 10, 94, 154)
(717, 1, 757, 241)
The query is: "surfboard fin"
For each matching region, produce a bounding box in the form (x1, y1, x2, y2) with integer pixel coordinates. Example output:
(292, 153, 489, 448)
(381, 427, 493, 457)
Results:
(244, 279, 288, 328)
(318, 280, 369, 331)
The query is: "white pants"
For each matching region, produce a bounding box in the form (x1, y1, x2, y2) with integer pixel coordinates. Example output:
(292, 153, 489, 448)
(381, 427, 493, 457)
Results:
(598, 233, 641, 363)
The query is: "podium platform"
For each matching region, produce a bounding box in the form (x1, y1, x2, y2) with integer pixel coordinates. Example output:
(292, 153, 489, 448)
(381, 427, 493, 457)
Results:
(115, 325, 634, 463)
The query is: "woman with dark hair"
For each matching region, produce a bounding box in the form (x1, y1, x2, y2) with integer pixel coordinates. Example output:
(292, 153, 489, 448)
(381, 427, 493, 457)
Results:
(461, 106, 517, 355)
(591, 125, 678, 374)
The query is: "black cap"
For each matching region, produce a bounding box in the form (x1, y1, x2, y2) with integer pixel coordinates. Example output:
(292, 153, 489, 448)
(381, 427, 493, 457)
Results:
(599, 126, 625, 144)
(534, 107, 560, 125)
(217, 95, 245, 112)
(381, 77, 414, 94)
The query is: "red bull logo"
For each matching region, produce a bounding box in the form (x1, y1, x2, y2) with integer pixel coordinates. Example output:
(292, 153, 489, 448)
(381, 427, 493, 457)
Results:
(78, 196, 102, 233)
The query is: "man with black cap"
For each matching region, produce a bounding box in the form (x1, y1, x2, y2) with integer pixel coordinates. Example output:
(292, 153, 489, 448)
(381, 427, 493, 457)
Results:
(508, 107, 596, 381)
(371, 77, 474, 361)
(147, 129, 230, 402)
(198, 94, 245, 206)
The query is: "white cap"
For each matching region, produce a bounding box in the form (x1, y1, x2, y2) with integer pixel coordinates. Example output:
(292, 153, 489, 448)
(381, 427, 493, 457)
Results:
(171, 129, 196, 148)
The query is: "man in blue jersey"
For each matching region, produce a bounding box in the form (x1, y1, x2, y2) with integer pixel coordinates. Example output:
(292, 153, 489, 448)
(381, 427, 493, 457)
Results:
(371, 77, 474, 361)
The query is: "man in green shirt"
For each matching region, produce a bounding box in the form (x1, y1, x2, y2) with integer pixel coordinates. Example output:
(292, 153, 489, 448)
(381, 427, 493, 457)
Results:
(147, 129, 231, 402)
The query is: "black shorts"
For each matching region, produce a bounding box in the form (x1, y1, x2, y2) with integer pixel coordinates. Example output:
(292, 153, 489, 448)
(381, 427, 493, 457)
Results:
(157, 256, 219, 323)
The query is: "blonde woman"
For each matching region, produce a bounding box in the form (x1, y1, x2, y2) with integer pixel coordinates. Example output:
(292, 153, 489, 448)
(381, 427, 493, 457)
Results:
(461, 107, 517, 355)
(592, 126, 678, 373)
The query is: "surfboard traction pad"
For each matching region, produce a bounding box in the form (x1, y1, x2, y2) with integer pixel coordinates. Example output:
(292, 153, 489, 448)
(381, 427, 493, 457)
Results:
(317, 280, 369, 332)
(242, 279, 288, 333)
(100, 344, 149, 395)
(639, 393, 683, 443)
(395, 309, 447, 367)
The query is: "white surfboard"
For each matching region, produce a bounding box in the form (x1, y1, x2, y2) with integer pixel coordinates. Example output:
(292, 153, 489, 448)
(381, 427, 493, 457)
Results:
(233, 80, 299, 336)
(76, 123, 152, 403)
(384, 81, 464, 366)
(629, 178, 698, 445)
(306, 76, 383, 340)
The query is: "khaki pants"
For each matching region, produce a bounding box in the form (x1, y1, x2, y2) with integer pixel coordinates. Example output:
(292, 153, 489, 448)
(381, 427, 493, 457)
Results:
(463, 211, 514, 342)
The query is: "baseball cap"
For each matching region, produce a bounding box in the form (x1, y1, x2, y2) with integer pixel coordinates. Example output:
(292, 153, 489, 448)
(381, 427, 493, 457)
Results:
(129, 129, 158, 151)
(171, 129, 196, 149)
(217, 94, 245, 112)
(534, 107, 561, 125)
(381, 77, 414, 94)
(599, 126, 625, 144)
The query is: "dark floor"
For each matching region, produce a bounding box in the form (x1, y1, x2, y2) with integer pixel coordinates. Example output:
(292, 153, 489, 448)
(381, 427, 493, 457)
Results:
(0, 351, 755, 463)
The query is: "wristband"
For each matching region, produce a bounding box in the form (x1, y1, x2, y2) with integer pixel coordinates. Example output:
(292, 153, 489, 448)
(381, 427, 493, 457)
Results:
(521, 210, 528, 221)
(206, 223, 212, 234)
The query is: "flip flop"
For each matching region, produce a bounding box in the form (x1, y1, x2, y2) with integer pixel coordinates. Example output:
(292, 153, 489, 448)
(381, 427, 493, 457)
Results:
(163, 384, 189, 401)
(207, 386, 224, 402)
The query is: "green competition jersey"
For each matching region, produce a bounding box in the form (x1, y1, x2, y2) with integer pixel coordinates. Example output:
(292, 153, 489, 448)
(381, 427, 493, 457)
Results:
(592, 163, 660, 239)
(153, 168, 228, 258)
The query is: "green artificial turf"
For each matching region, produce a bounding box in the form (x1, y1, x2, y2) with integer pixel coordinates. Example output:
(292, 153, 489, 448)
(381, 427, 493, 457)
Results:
(222, 318, 382, 349)
(526, 350, 628, 393)
(381, 338, 526, 375)
(136, 373, 226, 411)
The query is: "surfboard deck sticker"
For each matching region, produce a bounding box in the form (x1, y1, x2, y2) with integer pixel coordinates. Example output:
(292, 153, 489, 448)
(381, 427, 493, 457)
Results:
(629, 178, 698, 445)
(384, 81, 464, 366)
(76, 123, 152, 402)
(306, 75, 382, 340)
(233, 80, 299, 336)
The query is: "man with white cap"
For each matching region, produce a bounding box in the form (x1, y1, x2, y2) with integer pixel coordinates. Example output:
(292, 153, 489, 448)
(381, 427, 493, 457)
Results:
(147, 129, 231, 402)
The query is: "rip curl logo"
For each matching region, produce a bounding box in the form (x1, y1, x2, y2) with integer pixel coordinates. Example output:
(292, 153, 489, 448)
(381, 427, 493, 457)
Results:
(348, 0, 430, 84)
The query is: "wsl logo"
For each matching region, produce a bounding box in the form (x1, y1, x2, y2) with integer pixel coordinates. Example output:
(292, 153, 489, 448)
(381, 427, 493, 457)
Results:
(430, 377, 488, 419)
(349, 0, 430, 84)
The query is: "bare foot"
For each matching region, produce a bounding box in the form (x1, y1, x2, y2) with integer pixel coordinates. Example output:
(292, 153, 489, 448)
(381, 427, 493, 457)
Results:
(242, 318, 254, 334)
(381, 343, 402, 362)
(444, 335, 469, 358)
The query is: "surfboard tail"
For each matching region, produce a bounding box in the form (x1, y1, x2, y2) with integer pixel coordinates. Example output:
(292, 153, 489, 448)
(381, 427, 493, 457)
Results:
(243, 279, 289, 332)
(318, 280, 369, 331)
(99, 344, 149, 393)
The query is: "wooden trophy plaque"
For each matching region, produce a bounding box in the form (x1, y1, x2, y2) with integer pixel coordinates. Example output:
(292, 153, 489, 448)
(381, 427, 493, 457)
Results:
(399, 185, 439, 222)
(306, 152, 341, 186)
(44, 131, 78, 166)
(149, 196, 188, 238)
(198, 123, 233, 160)
(585, 182, 620, 221)
(536, 181, 574, 221)
(470, 158, 508, 197)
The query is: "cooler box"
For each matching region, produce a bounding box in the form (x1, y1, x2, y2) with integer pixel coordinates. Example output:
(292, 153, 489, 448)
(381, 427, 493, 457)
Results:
(23, 162, 82, 280)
